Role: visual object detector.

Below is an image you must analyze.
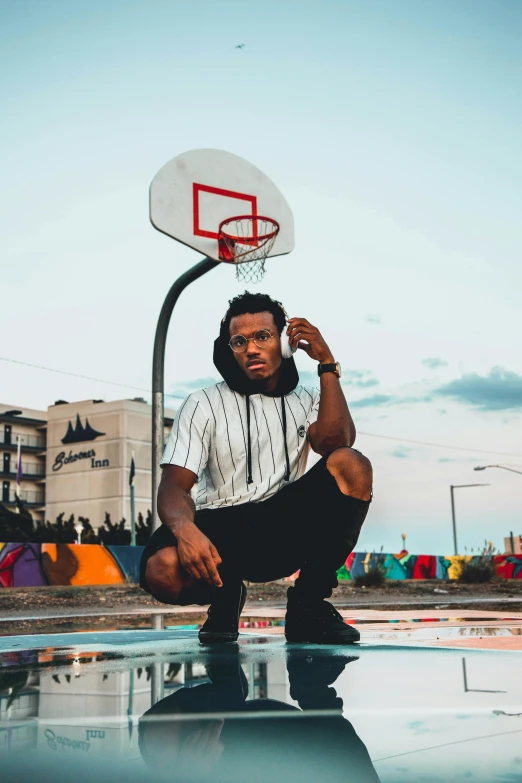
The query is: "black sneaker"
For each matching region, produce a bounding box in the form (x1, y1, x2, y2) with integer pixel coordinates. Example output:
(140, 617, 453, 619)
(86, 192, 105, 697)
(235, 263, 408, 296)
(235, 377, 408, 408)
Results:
(198, 582, 247, 645)
(206, 656, 249, 701)
(286, 650, 359, 709)
(285, 590, 360, 645)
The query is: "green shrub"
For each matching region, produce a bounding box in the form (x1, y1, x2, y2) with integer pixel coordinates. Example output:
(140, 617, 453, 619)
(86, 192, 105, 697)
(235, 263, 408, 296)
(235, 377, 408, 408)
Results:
(353, 566, 386, 588)
(98, 513, 131, 545)
(0, 504, 153, 545)
(136, 511, 152, 546)
(458, 559, 496, 583)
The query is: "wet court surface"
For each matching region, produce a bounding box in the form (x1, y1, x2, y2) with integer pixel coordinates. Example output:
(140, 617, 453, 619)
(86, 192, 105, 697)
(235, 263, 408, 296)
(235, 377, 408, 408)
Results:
(1, 610, 521, 782)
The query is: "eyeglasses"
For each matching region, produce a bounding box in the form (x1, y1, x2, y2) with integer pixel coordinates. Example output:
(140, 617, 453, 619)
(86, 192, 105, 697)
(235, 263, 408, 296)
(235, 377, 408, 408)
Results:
(228, 329, 274, 353)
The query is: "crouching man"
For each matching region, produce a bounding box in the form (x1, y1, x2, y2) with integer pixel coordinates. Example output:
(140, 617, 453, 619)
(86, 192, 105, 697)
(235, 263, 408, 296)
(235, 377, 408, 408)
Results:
(140, 292, 373, 645)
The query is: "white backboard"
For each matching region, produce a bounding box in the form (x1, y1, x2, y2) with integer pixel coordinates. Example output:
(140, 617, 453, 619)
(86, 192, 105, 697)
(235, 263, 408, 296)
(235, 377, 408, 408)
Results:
(149, 149, 295, 262)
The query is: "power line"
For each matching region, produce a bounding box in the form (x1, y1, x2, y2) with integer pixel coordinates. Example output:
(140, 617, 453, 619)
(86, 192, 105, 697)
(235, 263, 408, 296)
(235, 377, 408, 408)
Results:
(2, 354, 521, 459)
(374, 727, 522, 762)
(0, 355, 184, 401)
(358, 431, 522, 458)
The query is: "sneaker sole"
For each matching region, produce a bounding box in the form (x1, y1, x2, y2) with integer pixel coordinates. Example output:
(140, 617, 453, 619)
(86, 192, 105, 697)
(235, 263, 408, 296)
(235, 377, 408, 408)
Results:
(198, 631, 239, 644)
(285, 631, 360, 645)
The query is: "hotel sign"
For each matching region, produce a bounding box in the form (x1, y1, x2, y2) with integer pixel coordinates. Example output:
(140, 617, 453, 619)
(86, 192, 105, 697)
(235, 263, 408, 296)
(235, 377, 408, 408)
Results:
(52, 449, 110, 472)
(61, 414, 105, 445)
(51, 412, 110, 472)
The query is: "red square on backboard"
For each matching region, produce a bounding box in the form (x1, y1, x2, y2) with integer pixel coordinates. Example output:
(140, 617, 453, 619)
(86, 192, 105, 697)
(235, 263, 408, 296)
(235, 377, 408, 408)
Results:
(193, 183, 257, 239)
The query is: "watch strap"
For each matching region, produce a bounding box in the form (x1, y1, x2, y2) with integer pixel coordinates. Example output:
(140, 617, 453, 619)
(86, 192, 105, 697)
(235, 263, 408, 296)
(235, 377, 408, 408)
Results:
(318, 362, 340, 378)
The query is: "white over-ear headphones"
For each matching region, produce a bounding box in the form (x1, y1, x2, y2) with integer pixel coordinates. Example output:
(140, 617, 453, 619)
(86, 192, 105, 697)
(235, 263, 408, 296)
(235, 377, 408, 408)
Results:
(280, 329, 297, 359)
(280, 306, 297, 359)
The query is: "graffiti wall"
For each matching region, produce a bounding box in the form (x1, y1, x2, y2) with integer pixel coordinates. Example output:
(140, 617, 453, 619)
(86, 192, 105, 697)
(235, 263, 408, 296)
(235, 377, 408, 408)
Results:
(0, 543, 521, 588)
(0, 543, 142, 588)
(336, 552, 522, 581)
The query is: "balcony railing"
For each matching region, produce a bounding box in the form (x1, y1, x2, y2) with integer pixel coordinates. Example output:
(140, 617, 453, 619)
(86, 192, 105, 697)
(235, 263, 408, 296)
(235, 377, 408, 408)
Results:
(2, 489, 45, 506)
(1, 462, 46, 477)
(0, 432, 46, 449)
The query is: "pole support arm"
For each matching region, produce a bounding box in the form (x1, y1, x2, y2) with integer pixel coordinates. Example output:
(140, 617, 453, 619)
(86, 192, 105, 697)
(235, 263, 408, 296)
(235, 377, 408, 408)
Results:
(151, 258, 219, 532)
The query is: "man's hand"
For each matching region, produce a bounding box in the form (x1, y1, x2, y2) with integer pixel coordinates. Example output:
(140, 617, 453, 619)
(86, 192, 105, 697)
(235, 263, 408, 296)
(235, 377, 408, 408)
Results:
(287, 318, 356, 454)
(287, 318, 335, 364)
(176, 523, 223, 587)
(158, 465, 223, 588)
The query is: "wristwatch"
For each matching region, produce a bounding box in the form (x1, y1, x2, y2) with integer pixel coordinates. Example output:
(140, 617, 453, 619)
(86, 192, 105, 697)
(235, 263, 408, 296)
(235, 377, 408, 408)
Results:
(318, 362, 342, 379)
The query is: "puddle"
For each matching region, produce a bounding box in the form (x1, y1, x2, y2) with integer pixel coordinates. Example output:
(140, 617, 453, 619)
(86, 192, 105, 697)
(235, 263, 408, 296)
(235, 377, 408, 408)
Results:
(239, 615, 522, 627)
(0, 629, 521, 782)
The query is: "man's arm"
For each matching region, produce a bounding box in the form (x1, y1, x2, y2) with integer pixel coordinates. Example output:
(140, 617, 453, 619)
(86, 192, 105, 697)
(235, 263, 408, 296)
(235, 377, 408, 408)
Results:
(287, 317, 355, 456)
(157, 465, 223, 587)
(308, 373, 355, 455)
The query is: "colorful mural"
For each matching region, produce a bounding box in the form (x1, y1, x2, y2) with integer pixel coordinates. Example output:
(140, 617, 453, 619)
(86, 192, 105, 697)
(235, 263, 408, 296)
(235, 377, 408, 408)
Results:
(336, 552, 522, 581)
(0, 543, 142, 588)
(0, 543, 521, 588)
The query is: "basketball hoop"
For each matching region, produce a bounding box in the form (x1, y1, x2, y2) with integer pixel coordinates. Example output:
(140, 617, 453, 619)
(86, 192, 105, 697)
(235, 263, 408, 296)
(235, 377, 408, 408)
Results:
(218, 215, 280, 284)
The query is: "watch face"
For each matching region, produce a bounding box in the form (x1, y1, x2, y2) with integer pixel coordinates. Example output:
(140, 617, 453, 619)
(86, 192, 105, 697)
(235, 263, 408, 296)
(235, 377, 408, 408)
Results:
(336, 362, 342, 378)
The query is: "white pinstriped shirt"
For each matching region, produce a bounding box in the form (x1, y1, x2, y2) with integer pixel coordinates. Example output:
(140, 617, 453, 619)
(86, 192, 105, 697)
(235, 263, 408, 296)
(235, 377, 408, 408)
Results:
(160, 382, 320, 509)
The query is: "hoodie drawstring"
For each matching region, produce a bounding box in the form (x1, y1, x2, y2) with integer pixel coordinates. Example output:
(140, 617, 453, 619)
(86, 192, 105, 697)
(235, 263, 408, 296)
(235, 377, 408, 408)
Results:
(245, 395, 291, 485)
(281, 396, 291, 482)
(246, 394, 253, 484)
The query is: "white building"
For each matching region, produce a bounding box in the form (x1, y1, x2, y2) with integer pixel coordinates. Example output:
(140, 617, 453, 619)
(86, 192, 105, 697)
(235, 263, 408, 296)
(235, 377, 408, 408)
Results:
(1, 398, 177, 528)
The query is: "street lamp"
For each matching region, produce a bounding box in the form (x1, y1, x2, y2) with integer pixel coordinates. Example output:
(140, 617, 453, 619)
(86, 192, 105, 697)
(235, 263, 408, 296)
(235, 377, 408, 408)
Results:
(74, 522, 83, 545)
(474, 465, 522, 476)
(474, 466, 522, 555)
(450, 484, 489, 556)
(462, 658, 506, 693)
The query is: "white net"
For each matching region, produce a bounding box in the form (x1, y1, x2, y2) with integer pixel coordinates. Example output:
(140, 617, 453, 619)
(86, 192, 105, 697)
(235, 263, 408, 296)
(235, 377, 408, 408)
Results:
(235, 258, 266, 284)
(218, 216, 279, 284)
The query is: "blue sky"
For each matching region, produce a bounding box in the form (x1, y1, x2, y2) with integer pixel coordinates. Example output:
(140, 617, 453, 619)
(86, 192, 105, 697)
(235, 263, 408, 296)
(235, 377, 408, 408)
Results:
(2, 0, 521, 553)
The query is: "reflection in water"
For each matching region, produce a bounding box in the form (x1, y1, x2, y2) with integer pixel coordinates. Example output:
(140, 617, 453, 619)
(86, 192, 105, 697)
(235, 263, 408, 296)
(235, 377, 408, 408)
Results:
(139, 650, 380, 783)
(2, 636, 522, 782)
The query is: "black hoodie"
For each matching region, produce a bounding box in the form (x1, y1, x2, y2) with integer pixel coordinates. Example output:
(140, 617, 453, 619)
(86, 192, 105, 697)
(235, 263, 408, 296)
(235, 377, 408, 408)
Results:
(213, 325, 300, 485)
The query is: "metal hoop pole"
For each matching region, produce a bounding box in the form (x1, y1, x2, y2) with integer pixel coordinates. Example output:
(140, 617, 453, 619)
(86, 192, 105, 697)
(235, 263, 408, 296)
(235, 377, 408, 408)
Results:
(152, 257, 219, 532)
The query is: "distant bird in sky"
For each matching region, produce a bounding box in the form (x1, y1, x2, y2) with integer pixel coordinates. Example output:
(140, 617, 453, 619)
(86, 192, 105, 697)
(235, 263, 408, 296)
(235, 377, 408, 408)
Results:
(235, 44, 245, 49)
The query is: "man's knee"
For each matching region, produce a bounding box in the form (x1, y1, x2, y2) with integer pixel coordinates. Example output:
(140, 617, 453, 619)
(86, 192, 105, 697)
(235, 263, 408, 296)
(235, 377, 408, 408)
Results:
(144, 547, 184, 605)
(326, 447, 373, 500)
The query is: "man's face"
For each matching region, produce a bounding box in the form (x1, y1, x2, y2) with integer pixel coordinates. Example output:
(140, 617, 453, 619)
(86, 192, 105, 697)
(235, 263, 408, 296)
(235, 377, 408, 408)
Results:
(229, 311, 282, 384)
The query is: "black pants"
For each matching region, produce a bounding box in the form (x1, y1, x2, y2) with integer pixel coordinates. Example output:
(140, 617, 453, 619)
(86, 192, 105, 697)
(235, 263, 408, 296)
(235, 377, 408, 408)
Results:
(140, 455, 371, 603)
